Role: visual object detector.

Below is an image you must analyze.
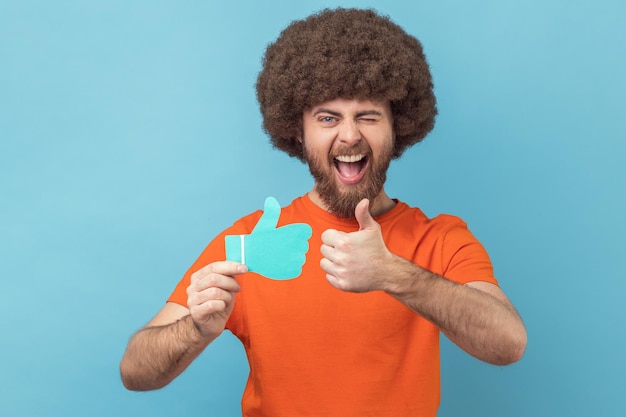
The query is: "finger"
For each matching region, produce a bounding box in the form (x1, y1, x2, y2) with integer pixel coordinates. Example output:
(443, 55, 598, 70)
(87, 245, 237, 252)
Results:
(194, 286, 236, 306)
(192, 273, 241, 293)
(321, 228, 346, 247)
(323, 271, 346, 292)
(194, 261, 247, 279)
(189, 299, 228, 321)
(354, 199, 377, 231)
(320, 242, 351, 265)
(188, 287, 237, 318)
(320, 243, 333, 261)
(252, 196, 281, 233)
(319, 257, 336, 276)
(320, 256, 347, 278)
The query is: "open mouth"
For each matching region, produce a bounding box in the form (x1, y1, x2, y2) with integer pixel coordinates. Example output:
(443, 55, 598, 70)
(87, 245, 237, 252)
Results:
(333, 153, 369, 185)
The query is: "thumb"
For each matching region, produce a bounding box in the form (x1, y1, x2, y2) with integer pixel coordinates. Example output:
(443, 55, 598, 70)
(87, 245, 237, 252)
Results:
(355, 199, 377, 231)
(252, 197, 281, 233)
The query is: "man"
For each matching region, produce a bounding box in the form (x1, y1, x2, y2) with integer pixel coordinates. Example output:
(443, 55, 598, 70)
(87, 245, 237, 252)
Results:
(120, 8, 527, 417)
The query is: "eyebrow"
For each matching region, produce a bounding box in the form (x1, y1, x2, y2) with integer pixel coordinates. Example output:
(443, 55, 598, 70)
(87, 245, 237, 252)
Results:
(312, 108, 383, 118)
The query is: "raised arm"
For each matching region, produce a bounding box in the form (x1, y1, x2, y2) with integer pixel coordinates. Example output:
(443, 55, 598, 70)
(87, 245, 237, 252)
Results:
(320, 199, 527, 365)
(378, 261, 526, 365)
(120, 261, 246, 390)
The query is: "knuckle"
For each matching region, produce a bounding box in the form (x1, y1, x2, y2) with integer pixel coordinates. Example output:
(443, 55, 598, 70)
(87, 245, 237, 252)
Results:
(205, 262, 217, 273)
(187, 292, 200, 308)
(336, 266, 347, 279)
(319, 258, 330, 272)
(207, 299, 226, 312)
(205, 273, 219, 287)
(206, 287, 222, 299)
(335, 239, 350, 251)
(186, 285, 196, 299)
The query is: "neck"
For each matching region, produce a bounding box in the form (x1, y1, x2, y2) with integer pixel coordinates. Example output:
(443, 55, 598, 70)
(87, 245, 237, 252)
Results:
(308, 188, 396, 218)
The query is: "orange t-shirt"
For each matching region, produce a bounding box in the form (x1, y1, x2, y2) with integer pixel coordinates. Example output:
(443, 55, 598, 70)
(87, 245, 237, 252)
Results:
(168, 194, 497, 417)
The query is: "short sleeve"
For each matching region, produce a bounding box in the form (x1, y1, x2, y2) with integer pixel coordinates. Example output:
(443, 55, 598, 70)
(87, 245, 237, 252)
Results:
(439, 217, 498, 286)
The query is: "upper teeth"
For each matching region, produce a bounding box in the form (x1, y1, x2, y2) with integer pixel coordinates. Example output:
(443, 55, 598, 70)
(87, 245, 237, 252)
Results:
(335, 154, 365, 163)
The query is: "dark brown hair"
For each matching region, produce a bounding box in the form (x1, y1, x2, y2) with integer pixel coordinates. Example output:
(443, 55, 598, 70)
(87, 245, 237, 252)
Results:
(256, 8, 437, 161)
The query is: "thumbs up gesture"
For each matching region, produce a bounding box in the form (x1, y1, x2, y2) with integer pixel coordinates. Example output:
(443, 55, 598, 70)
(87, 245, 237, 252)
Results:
(225, 197, 312, 280)
(320, 199, 395, 293)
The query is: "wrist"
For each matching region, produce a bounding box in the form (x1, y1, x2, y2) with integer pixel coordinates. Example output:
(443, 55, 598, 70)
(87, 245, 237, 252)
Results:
(383, 256, 430, 299)
(184, 315, 218, 345)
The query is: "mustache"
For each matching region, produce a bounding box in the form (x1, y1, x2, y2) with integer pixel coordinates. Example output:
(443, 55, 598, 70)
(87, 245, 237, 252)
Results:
(329, 144, 371, 158)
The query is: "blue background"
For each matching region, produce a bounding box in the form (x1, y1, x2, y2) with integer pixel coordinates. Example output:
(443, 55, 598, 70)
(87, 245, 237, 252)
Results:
(1, 0, 624, 415)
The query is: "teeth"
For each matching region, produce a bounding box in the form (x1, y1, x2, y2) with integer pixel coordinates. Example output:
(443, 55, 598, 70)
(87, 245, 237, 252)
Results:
(335, 154, 365, 163)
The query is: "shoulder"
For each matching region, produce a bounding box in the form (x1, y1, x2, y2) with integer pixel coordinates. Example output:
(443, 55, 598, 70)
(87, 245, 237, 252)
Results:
(395, 202, 495, 283)
(386, 202, 485, 255)
(389, 201, 468, 234)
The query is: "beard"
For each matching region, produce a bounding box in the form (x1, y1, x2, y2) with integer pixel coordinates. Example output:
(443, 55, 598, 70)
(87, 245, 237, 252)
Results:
(303, 140, 393, 219)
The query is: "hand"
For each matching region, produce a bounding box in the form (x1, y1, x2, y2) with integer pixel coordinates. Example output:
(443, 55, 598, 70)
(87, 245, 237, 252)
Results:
(225, 197, 312, 280)
(186, 261, 246, 339)
(320, 199, 395, 292)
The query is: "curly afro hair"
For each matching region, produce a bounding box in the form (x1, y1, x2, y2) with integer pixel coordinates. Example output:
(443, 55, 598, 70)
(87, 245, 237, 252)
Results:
(256, 8, 437, 161)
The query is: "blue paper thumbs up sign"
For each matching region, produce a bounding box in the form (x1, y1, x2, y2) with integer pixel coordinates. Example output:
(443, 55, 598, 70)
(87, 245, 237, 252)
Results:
(225, 197, 313, 280)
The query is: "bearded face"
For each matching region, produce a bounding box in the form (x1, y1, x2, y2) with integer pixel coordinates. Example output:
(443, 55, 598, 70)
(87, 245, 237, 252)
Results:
(300, 98, 395, 219)
(303, 132, 393, 219)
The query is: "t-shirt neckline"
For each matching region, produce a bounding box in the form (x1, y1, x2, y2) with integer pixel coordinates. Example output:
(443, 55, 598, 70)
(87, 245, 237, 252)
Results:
(296, 193, 406, 230)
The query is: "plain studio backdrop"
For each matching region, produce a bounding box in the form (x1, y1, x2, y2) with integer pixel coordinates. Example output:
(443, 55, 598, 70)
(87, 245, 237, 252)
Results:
(1, 1, 624, 416)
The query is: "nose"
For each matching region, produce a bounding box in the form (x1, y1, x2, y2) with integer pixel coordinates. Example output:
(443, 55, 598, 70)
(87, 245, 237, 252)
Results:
(338, 120, 361, 146)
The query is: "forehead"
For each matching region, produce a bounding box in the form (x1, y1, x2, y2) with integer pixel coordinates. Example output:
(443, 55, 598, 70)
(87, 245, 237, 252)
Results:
(306, 97, 391, 115)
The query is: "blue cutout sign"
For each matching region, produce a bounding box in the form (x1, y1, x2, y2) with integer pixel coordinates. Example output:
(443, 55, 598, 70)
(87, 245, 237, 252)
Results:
(225, 197, 312, 280)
